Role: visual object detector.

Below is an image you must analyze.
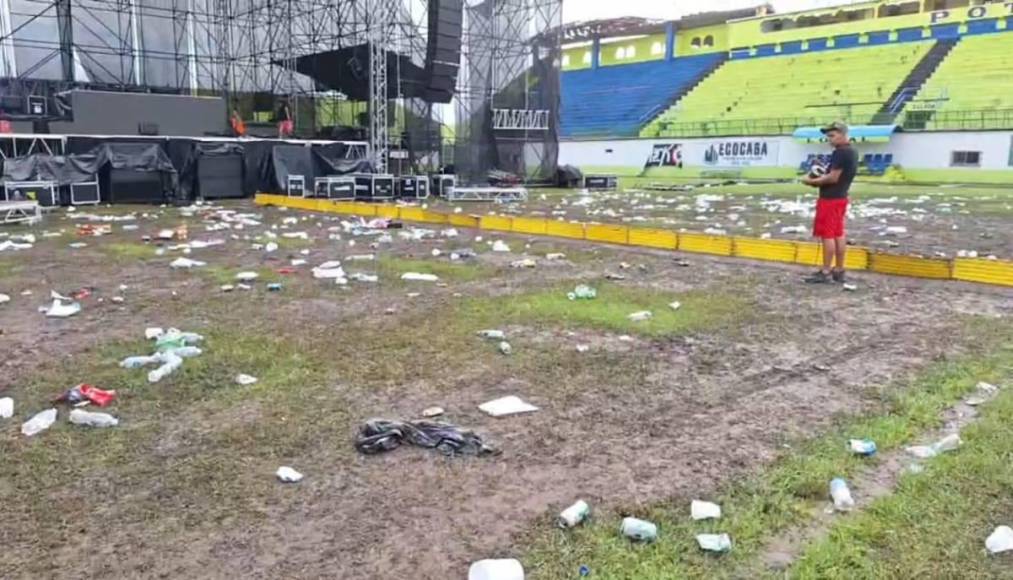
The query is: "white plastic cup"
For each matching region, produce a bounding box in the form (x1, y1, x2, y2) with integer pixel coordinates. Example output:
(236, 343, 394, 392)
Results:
(558, 500, 591, 528)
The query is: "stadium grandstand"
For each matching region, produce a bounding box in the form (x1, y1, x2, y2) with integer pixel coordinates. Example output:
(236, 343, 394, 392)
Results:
(560, 0, 1013, 139)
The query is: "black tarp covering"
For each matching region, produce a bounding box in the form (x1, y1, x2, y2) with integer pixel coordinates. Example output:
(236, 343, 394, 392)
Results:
(3, 143, 177, 189)
(178, 143, 245, 199)
(259, 145, 372, 192)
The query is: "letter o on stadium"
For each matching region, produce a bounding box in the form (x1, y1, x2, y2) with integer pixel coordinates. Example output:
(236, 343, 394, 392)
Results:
(968, 5, 986, 18)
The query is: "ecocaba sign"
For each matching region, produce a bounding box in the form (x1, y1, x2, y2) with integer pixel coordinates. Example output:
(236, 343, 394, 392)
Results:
(931, 3, 1013, 24)
(703, 140, 777, 167)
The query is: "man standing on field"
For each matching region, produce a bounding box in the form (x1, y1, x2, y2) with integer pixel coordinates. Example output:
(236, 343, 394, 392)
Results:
(802, 120, 857, 284)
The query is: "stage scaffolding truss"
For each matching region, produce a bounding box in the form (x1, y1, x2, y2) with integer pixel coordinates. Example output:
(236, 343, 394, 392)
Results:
(0, 0, 562, 180)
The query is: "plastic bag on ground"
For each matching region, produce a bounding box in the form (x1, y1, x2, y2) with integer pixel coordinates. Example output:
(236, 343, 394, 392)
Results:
(492, 240, 511, 253)
(567, 285, 597, 301)
(69, 409, 119, 428)
(468, 559, 524, 580)
(44, 299, 81, 318)
(56, 384, 117, 407)
(479, 395, 539, 417)
(355, 418, 498, 456)
(22, 408, 58, 437)
(235, 374, 258, 386)
(169, 257, 206, 269)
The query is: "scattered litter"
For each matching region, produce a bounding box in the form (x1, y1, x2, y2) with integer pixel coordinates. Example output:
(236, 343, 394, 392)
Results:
(355, 418, 497, 455)
(169, 257, 206, 269)
(546, 253, 566, 260)
(604, 272, 626, 281)
(842, 283, 858, 292)
(291, 258, 307, 266)
(0, 293, 9, 304)
(220, 284, 235, 292)
(235, 271, 259, 281)
(691, 500, 722, 520)
(148, 353, 183, 383)
(422, 406, 444, 418)
(0, 397, 13, 419)
(884, 226, 908, 235)
(620, 517, 657, 542)
(68, 242, 88, 249)
(628, 310, 652, 322)
(267, 283, 283, 291)
(906, 433, 961, 459)
(275, 466, 304, 483)
(986, 526, 1013, 554)
(56, 384, 117, 407)
(779, 225, 807, 234)
(558, 500, 591, 528)
(346, 254, 375, 261)
(43, 299, 81, 318)
(312, 261, 346, 281)
(696, 533, 732, 553)
(567, 285, 597, 300)
(264, 242, 279, 253)
(492, 240, 511, 252)
(477, 330, 506, 340)
(479, 395, 538, 417)
(348, 273, 378, 283)
(235, 374, 258, 386)
(579, 565, 590, 577)
(511, 258, 536, 268)
(966, 382, 998, 406)
(576, 344, 590, 353)
(68, 409, 119, 428)
(21, 408, 58, 437)
(498, 341, 513, 355)
(669, 301, 682, 311)
(848, 439, 877, 456)
(830, 478, 855, 511)
(401, 272, 439, 282)
(468, 559, 524, 580)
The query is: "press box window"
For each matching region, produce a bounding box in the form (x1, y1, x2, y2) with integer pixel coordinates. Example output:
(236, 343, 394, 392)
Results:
(950, 151, 980, 167)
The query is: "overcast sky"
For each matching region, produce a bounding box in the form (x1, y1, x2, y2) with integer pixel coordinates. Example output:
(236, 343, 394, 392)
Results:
(562, 0, 858, 23)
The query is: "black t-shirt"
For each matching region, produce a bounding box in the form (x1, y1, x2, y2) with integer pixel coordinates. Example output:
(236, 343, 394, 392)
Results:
(819, 146, 857, 199)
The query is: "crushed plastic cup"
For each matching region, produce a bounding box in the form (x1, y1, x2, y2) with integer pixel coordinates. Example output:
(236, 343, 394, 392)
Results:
(468, 559, 524, 580)
(669, 301, 682, 311)
(235, 271, 259, 281)
(276, 466, 304, 483)
(691, 500, 722, 520)
(22, 408, 58, 437)
(498, 341, 513, 355)
(558, 500, 591, 528)
(567, 285, 597, 301)
(144, 327, 164, 340)
(986, 525, 1013, 554)
(69, 409, 119, 428)
(491, 240, 511, 253)
(235, 374, 258, 386)
(628, 311, 653, 322)
(830, 478, 855, 511)
(696, 533, 732, 553)
(848, 439, 877, 456)
(620, 517, 657, 542)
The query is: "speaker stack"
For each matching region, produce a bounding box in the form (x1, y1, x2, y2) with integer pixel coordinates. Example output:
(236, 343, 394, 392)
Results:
(425, 0, 463, 103)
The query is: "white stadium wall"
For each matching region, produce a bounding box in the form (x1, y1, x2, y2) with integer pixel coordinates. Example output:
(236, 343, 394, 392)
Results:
(560, 131, 1013, 183)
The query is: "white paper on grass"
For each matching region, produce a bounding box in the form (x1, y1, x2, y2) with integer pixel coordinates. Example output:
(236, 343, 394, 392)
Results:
(691, 500, 722, 520)
(986, 525, 1013, 554)
(0, 397, 13, 419)
(276, 466, 304, 483)
(479, 396, 539, 417)
(45, 299, 81, 318)
(401, 272, 439, 282)
(235, 271, 259, 281)
(235, 373, 258, 386)
(169, 257, 206, 269)
(696, 533, 732, 552)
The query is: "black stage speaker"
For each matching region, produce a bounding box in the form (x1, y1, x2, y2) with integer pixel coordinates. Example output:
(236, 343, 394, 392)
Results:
(425, 0, 463, 103)
(107, 169, 166, 204)
(198, 155, 244, 199)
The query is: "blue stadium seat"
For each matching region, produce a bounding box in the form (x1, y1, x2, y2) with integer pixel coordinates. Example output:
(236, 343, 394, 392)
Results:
(560, 53, 725, 138)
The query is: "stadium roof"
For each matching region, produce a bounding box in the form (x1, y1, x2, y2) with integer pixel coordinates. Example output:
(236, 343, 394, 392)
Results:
(553, 5, 773, 44)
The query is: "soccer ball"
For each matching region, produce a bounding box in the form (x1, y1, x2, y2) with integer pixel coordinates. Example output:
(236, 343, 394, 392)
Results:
(808, 163, 827, 179)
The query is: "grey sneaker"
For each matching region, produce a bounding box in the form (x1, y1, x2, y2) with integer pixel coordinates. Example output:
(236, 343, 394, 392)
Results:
(832, 270, 846, 283)
(804, 270, 832, 284)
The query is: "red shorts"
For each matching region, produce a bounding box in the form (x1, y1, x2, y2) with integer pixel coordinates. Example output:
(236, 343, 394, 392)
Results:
(813, 198, 848, 239)
(279, 119, 294, 136)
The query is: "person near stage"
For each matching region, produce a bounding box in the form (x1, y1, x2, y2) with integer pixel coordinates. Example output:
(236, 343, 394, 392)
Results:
(277, 99, 293, 138)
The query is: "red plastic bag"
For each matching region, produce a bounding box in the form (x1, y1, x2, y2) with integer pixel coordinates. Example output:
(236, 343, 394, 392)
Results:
(56, 384, 117, 407)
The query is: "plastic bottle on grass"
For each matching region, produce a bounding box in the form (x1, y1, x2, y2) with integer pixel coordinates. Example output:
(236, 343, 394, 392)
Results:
(69, 409, 119, 428)
(558, 500, 590, 528)
(830, 478, 855, 511)
(468, 559, 524, 580)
